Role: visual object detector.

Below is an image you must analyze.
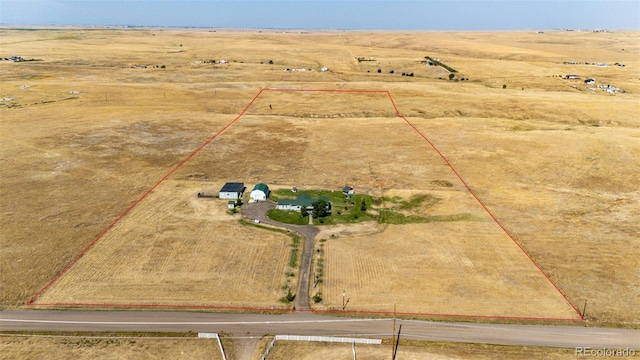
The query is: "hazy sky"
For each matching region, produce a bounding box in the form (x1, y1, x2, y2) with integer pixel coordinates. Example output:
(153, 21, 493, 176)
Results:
(1, 1, 638, 30)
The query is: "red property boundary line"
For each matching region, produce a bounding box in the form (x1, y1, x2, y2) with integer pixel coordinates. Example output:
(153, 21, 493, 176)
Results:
(26, 88, 266, 306)
(27, 88, 583, 322)
(384, 91, 583, 320)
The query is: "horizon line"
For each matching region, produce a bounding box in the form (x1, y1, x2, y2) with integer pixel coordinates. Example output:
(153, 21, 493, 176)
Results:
(2, 24, 637, 32)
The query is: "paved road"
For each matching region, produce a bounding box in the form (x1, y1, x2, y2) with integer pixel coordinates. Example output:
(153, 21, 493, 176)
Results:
(8, 202, 637, 350)
(1, 310, 638, 349)
(241, 201, 319, 310)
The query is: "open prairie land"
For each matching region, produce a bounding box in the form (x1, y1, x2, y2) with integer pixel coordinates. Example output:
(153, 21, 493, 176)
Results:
(0, 335, 223, 360)
(263, 340, 577, 360)
(33, 180, 295, 308)
(0, 335, 583, 360)
(1, 28, 638, 325)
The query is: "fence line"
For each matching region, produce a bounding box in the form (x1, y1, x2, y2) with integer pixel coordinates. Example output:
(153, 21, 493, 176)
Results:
(260, 337, 278, 360)
(275, 335, 382, 344)
(198, 333, 226, 360)
(260, 335, 380, 360)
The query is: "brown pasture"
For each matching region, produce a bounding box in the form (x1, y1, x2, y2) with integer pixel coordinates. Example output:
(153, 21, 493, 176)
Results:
(0, 28, 638, 325)
(0, 335, 223, 360)
(33, 180, 295, 308)
(263, 340, 577, 360)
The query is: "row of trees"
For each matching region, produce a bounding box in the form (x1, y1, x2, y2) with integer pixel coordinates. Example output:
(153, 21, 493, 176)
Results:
(300, 198, 367, 219)
(375, 68, 414, 77)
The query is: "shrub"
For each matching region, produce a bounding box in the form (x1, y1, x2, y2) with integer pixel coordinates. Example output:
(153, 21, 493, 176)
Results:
(313, 293, 323, 303)
(280, 287, 295, 303)
(377, 69, 382, 73)
(449, 73, 455, 80)
(503, 84, 507, 89)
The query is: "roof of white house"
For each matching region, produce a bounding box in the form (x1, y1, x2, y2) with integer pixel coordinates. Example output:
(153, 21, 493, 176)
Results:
(278, 194, 329, 208)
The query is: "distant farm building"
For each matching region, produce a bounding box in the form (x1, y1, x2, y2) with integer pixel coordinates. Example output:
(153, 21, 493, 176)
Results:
(219, 182, 245, 199)
(564, 74, 580, 79)
(228, 201, 236, 209)
(584, 78, 596, 85)
(342, 186, 355, 198)
(249, 183, 270, 202)
(277, 194, 331, 213)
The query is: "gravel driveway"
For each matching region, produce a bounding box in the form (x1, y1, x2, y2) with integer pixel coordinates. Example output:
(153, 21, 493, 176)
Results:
(242, 200, 319, 310)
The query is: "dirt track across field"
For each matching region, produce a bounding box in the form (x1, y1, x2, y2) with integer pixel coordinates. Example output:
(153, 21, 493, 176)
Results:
(242, 201, 319, 310)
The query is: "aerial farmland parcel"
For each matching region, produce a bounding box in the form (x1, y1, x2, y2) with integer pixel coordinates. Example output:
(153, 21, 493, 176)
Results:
(0, 28, 638, 326)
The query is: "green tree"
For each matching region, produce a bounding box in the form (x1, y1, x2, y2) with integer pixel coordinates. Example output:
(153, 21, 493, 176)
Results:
(312, 199, 329, 218)
(448, 73, 455, 80)
(360, 198, 367, 212)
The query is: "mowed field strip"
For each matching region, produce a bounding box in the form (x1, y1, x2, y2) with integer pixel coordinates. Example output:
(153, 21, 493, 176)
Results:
(30, 89, 579, 320)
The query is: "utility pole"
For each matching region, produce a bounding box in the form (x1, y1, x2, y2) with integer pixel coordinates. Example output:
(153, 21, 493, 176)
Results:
(582, 299, 588, 320)
(391, 303, 396, 359)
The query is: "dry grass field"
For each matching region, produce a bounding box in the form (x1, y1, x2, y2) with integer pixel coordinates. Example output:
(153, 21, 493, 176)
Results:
(33, 180, 295, 307)
(0, 335, 223, 360)
(1, 28, 638, 325)
(318, 223, 577, 318)
(262, 340, 580, 360)
(2, 335, 601, 360)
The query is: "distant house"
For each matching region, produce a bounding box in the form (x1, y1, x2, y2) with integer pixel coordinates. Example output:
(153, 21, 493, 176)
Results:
(564, 74, 580, 79)
(228, 201, 236, 209)
(342, 186, 355, 198)
(249, 183, 270, 202)
(219, 182, 245, 199)
(277, 194, 331, 213)
(584, 78, 596, 85)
